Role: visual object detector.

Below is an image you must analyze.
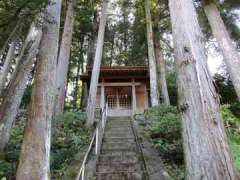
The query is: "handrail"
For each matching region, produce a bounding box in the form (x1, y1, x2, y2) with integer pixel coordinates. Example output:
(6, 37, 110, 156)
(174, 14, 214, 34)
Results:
(76, 103, 108, 180)
(130, 116, 150, 180)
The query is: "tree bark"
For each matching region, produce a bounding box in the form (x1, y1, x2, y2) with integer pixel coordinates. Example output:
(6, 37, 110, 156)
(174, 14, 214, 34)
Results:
(0, 40, 17, 95)
(87, 11, 98, 67)
(169, 0, 238, 179)
(0, 21, 20, 61)
(145, 0, 160, 106)
(16, 0, 62, 179)
(154, 34, 170, 105)
(73, 60, 81, 109)
(86, 0, 108, 127)
(0, 23, 42, 155)
(54, 0, 74, 116)
(203, 0, 240, 101)
(80, 82, 88, 110)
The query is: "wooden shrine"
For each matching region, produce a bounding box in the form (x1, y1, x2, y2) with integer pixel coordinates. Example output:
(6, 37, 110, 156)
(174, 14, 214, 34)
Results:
(80, 66, 150, 116)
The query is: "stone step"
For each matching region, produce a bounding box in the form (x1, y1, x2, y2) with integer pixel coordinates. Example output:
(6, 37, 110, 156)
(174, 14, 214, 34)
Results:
(102, 142, 137, 152)
(96, 171, 143, 180)
(107, 122, 132, 127)
(99, 151, 138, 157)
(97, 162, 142, 173)
(104, 132, 134, 138)
(99, 154, 139, 164)
(105, 127, 133, 131)
(103, 137, 136, 143)
(105, 131, 133, 135)
(101, 148, 138, 155)
(108, 117, 131, 121)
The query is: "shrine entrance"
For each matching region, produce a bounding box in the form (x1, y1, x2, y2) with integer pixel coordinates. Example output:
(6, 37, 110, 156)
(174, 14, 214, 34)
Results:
(106, 87, 132, 116)
(80, 66, 150, 117)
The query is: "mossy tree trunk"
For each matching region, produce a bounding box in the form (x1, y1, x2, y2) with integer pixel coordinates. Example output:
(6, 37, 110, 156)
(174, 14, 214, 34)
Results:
(54, 0, 74, 116)
(203, 0, 240, 101)
(86, 0, 108, 127)
(154, 32, 170, 105)
(169, 0, 238, 179)
(16, 0, 62, 179)
(0, 22, 42, 155)
(0, 40, 17, 95)
(145, 0, 160, 106)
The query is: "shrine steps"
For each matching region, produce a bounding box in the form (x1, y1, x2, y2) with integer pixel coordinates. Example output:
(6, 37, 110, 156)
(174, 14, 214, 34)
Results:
(95, 117, 148, 180)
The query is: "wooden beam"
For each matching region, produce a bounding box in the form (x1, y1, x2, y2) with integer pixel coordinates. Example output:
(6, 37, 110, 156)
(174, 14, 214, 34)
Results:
(98, 82, 142, 87)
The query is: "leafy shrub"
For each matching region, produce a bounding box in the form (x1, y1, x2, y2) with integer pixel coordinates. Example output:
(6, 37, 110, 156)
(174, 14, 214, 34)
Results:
(229, 102, 240, 118)
(0, 111, 91, 179)
(51, 111, 90, 178)
(220, 104, 240, 173)
(221, 104, 240, 134)
(145, 105, 183, 163)
(0, 111, 26, 179)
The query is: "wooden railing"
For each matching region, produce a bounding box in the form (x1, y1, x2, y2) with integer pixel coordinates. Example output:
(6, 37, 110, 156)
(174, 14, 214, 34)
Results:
(76, 103, 108, 180)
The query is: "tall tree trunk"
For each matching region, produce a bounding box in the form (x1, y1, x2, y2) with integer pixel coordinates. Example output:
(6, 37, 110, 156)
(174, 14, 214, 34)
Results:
(145, 0, 159, 106)
(73, 60, 81, 109)
(86, 0, 108, 127)
(154, 34, 170, 105)
(80, 82, 88, 110)
(16, 0, 62, 179)
(169, 0, 238, 179)
(0, 41, 17, 95)
(0, 23, 42, 155)
(54, 0, 74, 116)
(0, 21, 20, 61)
(203, 0, 240, 101)
(87, 11, 98, 67)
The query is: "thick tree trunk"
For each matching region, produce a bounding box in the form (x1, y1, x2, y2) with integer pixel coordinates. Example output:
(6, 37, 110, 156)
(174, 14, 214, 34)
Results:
(86, 0, 108, 127)
(0, 21, 20, 61)
(203, 0, 240, 101)
(169, 0, 238, 179)
(87, 12, 98, 67)
(16, 0, 62, 179)
(73, 61, 81, 109)
(80, 82, 88, 110)
(0, 41, 17, 95)
(145, 0, 159, 106)
(54, 0, 74, 116)
(154, 35, 170, 105)
(0, 23, 42, 155)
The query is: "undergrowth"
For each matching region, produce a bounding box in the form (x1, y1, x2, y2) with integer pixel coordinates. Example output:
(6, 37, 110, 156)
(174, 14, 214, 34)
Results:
(0, 111, 91, 179)
(145, 104, 240, 179)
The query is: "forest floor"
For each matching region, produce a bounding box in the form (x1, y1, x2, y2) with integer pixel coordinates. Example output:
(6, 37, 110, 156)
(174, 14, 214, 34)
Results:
(0, 105, 239, 179)
(0, 111, 92, 179)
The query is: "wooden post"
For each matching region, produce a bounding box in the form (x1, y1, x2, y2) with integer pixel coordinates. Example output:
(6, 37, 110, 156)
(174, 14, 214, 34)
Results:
(144, 84, 148, 109)
(116, 88, 119, 109)
(100, 78, 105, 109)
(132, 78, 137, 116)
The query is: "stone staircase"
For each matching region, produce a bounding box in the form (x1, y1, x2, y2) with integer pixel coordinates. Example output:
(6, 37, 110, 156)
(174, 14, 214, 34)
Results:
(96, 117, 148, 180)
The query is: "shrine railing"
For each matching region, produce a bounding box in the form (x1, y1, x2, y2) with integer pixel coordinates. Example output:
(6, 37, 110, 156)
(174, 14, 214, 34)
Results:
(76, 103, 108, 180)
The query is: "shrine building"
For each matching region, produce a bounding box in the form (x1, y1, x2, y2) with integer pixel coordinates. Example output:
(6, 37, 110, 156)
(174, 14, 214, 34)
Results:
(80, 66, 150, 117)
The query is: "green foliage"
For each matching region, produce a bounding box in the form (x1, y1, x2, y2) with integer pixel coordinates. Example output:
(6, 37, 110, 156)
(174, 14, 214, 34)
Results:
(145, 104, 240, 178)
(220, 104, 240, 173)
(221, 104, 240, 134)
(213, 74, 238, 104)
(229, 135, 240, 173)
(0, 111, 26, 179)
(0, 111, 91, 179)
(51, 111, 90, 179)
(166, 71, 178, 106)
(145, 105, 183, 179)
(145, 105, 183, 163)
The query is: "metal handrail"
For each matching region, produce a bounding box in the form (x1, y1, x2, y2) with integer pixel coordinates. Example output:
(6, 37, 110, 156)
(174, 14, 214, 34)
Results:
(76, 103, 108, 180)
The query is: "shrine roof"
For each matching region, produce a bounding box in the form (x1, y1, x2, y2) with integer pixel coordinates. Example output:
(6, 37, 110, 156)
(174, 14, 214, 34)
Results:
(80, 66, 149, 80)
